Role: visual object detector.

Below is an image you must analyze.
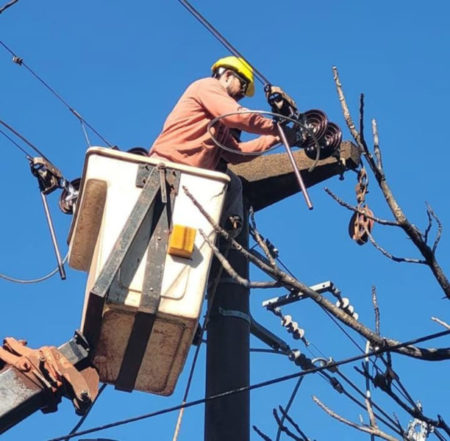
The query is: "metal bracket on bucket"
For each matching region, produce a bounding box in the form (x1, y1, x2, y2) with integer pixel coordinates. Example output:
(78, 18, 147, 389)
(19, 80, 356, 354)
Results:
(81, 162, 180, 391)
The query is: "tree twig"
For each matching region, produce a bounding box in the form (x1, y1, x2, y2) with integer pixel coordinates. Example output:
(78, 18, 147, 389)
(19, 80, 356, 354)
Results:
(372, 287, 380, 336)
(324, 188, 399, 226)
(313, 396, 399, 441)
(366, 230, 426, 264)
(253, 425, 273, 441)
(372, 118, 383, 173)
(426, 203, 443, 254)
(249, 208, 277, 267)
(273, 408, 303, 441)
(278, 406, 310, 441)
(198, 229, 280, 289)
(431, 317, 450, 330)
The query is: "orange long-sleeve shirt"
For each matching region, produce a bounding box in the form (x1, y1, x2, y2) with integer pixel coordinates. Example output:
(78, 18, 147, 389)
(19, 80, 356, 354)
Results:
(149, 77, 280, 170)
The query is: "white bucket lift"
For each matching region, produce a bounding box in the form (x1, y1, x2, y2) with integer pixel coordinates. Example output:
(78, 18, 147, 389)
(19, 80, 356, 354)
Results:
(67, 147, 229, 395)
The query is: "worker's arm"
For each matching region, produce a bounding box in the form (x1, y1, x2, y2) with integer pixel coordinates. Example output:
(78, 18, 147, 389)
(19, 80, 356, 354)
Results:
(193, 78, 278, 136)
(220, 133, 281, 164)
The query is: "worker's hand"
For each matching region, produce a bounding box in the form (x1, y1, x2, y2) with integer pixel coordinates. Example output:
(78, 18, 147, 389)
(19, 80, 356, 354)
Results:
(265, 85, 297, 117)
(279, 126, 301, 147)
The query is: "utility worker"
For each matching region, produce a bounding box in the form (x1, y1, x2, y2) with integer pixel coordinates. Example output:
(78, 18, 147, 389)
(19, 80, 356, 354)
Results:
(149, 56, 295, 234)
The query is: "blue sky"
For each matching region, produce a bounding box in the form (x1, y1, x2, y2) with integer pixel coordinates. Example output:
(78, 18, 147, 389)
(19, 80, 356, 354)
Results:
(1, 1, 449, 440)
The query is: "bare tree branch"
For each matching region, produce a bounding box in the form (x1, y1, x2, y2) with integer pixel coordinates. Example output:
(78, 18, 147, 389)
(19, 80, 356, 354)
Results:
(278, 407, 310, 441)
(324, 187, 399, 226)
(273, 408, 304, 441)
(198, 229, 280, 289)
(332, 66, 450, 299)
(249, 208, 277, 267)
(332, 66, 362, 149)
(372, 287, 380, 336)
(184, 185, 450, 361)
(426, 203, 443, 254)
(313, 396, 400, 441)
(366, 230, 426, 264)
(432, 317, 450, 330)
(253, 425, 273, 441)
(372, 118, 383, 172)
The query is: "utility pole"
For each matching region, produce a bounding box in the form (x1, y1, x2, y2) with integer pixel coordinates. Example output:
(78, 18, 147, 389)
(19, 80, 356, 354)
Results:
(205, 213, 250, 441)
(204, 144, 360, 441)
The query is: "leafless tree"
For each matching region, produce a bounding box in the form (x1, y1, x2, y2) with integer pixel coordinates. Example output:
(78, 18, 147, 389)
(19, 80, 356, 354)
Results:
(183, 66, 450, 441)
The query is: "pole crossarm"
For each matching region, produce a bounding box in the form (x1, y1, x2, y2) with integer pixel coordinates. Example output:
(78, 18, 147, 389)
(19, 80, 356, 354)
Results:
(229, 141, 360, 211)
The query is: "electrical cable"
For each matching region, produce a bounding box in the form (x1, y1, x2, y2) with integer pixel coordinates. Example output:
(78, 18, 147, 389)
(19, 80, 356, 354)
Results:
(0, 253, 68, 284)
(273, 254, 426, 422)
(0, 118, 51, 161)
(257, 244, 441, 435)
(0, 40, 113, 147)
(335, 370, 401, 430)
(177, 0, 270, 86)
(0, 128, 32, 159)
(48, 329, 450, 441)
(62, 383, 107, 441)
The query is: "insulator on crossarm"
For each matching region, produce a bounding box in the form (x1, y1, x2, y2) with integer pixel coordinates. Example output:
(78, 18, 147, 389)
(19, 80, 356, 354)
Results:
(336, 297, 359, 321)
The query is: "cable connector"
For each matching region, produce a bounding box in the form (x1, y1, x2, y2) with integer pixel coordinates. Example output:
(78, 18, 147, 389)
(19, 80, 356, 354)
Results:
(329, 376, 344, 394)
(288, 349, 314, 370)
(12, 55, 23, 65)
(29, 157, 63, 195)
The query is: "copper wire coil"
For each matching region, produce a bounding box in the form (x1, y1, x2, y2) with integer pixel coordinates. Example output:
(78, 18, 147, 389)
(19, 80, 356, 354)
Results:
(305, 122, 342, 160)
(301, 109, 328, 148)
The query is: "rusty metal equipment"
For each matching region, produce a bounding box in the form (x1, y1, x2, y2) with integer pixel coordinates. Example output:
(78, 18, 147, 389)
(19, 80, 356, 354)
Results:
(0, 332, 98, 434)
(348, 167, 374, 245)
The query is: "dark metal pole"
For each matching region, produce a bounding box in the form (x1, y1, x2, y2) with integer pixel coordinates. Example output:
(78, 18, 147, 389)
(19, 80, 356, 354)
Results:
(205, 210, 250, 441)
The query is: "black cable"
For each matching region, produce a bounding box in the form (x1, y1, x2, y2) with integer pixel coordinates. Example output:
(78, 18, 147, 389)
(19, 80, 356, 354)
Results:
(177, 0, 270, 86)
(48, 329, 450, 441)
(0, 128, 32, 159)
(0, 253, 68, 284)
(63, 383, 107, 441)
(0, 118, 50, 160)
(0, 40, 113, 147)
(335, 370, 400, 429)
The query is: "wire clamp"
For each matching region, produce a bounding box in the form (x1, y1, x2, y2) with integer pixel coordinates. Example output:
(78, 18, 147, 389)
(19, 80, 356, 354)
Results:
(12, 55, 23, 65)
(218, 307, 251, 325)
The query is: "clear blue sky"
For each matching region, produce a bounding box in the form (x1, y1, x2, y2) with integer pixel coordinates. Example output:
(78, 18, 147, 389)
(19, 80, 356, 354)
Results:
(1, 1, 449, 440)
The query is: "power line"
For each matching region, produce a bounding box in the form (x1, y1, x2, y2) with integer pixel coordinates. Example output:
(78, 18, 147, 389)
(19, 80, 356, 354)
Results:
(0, 0, 19, 14)
(0, 128, 32, 159)
(0, 39, 113, 147)
(0, 118, 50, 160)
(48, 328, 450, 441)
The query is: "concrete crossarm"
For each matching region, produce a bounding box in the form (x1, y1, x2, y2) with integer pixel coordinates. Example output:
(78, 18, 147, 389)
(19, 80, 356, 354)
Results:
(229, 141, 360, 211)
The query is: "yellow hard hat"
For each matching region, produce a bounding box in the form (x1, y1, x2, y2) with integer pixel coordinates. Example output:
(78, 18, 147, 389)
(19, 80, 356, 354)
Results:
(211, 56, 255, 97)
